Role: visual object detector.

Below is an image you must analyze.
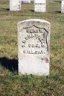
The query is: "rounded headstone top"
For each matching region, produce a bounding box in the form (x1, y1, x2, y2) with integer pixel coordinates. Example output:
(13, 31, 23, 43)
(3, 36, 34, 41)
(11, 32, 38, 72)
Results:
(18, 19, 50, 25)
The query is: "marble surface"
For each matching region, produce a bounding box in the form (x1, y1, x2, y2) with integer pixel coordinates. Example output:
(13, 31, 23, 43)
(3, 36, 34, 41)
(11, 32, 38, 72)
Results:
(18, 19, 50, 75)
(10, 0, 21, 11)
(34, 0, 46, 12)
(61, 0, 64, 13)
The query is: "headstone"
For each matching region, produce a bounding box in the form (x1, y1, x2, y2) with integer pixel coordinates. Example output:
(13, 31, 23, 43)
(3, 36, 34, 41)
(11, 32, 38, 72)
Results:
(10, 0, 21, 11)
(20, 0, 31, 3)
(18, 19, 50, 75)
(34, 0, 46, 12)
(61, 0, 64, 13)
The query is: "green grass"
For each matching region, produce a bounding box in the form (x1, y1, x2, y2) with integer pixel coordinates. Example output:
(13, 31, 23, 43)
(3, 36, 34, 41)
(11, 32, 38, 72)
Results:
(0, 0, 64, 96)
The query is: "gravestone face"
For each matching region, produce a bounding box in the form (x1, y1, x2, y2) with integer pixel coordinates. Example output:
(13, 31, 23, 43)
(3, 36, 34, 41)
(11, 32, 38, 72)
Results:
(18, 19, 50, 75)
(20, 0, 31, 3)
(10, 0, 21, 11)
(61, 0, 64, 13)
(34, 0, 46, 12)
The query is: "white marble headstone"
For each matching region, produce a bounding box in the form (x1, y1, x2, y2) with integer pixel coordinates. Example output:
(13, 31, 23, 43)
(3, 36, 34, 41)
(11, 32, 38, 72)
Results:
(61, 0, 64, 13)
(20, 0, 31, 3)
(10, 0, 21, 11)
(18, 19, 50, 75)
(34, 0, 46, 12)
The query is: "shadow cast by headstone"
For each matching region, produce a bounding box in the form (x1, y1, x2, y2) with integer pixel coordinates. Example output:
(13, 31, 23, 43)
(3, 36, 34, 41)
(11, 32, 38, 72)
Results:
(55, 11, 61, 13)
(6, 8, 9, 11)
(1, 8, 9, 11)
(0, 57, 18, 72)
(30, 10, 34, 12)
(54, 0, 61, 3)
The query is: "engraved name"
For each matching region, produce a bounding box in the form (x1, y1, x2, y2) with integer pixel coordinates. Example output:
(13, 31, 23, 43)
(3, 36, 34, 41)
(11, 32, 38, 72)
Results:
(23, 50, 46, 54)
(26, 28, 46, 33)
(21, 27, 48, 55)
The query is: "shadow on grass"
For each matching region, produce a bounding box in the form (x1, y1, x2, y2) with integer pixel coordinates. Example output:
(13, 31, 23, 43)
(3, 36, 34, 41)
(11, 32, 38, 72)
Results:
(30, 10, 34, 12)
(0, 57, 18, 72)
(6, 8, 9, 11)
(54, 11, 61, 13)
(0, 8, 9, 11)
(54, 0, 61, 3)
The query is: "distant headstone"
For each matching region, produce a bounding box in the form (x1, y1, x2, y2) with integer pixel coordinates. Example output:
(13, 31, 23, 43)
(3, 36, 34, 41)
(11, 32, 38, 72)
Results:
(61, 0, 64, 13)
(10, 0, 21, 11)
(34, 0, 46, 12)
(20, 0, 31, 3)
(18, 19, 50, 75)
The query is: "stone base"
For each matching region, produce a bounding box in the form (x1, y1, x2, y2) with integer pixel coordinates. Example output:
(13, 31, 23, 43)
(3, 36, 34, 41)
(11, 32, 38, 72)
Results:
(19, 56, 49, 76)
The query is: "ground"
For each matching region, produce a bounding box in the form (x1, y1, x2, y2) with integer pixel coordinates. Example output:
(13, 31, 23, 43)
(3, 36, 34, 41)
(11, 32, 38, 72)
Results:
(0, 0, 64, 96)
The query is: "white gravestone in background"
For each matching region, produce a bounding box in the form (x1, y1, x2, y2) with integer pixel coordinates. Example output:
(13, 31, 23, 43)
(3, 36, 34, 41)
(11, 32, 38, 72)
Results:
(61, 0, 64, 13)
(20, 0, 31, 3)
(18, 19, 50, 75)
(34, 0, 46, 12)
(10, 0, 21, 11)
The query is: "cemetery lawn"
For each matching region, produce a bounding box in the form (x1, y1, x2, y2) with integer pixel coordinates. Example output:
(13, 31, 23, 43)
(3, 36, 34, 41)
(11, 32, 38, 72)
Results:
(0, 0, 64, 96)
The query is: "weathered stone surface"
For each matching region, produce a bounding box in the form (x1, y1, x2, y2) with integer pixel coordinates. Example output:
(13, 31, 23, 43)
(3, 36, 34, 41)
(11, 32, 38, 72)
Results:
(61, 0, 64, 13)
(10, 0, 21, 11)
(34, 0, 46, 12)
(18, 19, 50, 75)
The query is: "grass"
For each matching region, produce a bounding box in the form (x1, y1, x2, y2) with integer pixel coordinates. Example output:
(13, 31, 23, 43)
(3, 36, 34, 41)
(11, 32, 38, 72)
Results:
(0, 0, 64, 96)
